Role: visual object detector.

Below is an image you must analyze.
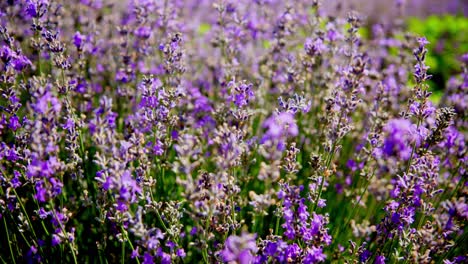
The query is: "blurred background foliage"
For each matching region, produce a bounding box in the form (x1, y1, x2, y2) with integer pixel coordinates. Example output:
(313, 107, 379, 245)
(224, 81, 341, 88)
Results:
(352, 14, 467, 104)
(406, 15, 468, 92)
(321, 0, 467, 103)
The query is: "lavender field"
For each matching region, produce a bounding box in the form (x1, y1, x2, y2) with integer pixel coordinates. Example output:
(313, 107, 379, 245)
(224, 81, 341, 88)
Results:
(0, 0, 467, 263)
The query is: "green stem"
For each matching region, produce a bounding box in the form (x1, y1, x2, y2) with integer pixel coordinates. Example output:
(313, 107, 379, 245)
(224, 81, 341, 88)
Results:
(433, 164, 461, 210)
(10, 189, 49, 258)
(31, 189, 50, 236)
(34, 18, 42, 76)
(313, 141, 337, 211)
(0, 254, 8, 264)
(161, 166, 165, 198)
(440, 231, 468, 261)
(448, 178, 464, 201)
(201, 247, 209, 264)
(0, 185, 33, 250)
(3, 217, 17, 264)
(405, 119, 421, 175)
(155, 205, 169, 234)
(4, 169, 50, 237)
(120, 226, 140, 264)
(335, 172, 375, 243)
(230, 188, 236, 235)
(12, 233, 21, 257)
(49, 203, 78, 264)
(12, 189, 40, 242)
(386, 235, 398, 261)
(148, 183, 177, 244)
(274, 215, 280, 236)
(202, 214, 211, 264)
(121, 234, 125, 264)
(7, 214, 32, 248)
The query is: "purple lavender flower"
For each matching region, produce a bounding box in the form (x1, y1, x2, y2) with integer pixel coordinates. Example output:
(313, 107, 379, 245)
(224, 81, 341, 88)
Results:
(8, 115, 20, 131)
(12, 54, 32, 71)
(176, 248, 186, 258)
(221, 233, 258, 264)
(0, 45, 13, 63)
(73, 31, 85, 50)
(262, 112, 298, 141)
(417, 37, 429, 47)
(304, 246, 327, 263)
(228, 80, 255, 108)
(375, 255, 386, 264)
(135, 26, 152, 39)
(51, 234, 62, 246)
(0, 1, 465, 263)
(143, 253, 154, 264)
(268, 183, 331, 262)
(305, 38, 327, 56)
(381, 119, 417, 160)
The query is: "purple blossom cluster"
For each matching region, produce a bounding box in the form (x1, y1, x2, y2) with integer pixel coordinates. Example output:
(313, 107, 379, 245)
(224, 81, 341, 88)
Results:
(0, 0, 467, 263)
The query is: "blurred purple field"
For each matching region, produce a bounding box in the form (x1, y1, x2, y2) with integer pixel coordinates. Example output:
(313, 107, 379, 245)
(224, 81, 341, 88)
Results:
(322, 0, 468, 20)
(0, 0, 467, 263)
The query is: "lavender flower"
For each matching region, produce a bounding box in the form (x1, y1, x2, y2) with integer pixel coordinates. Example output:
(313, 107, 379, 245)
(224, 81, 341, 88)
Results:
(227, 80, 255, 108)
(221, 233, 258, 264)
(262, 112, 298, 142)
(381, 118, 416, 160)
(0, 1, 465, 263)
